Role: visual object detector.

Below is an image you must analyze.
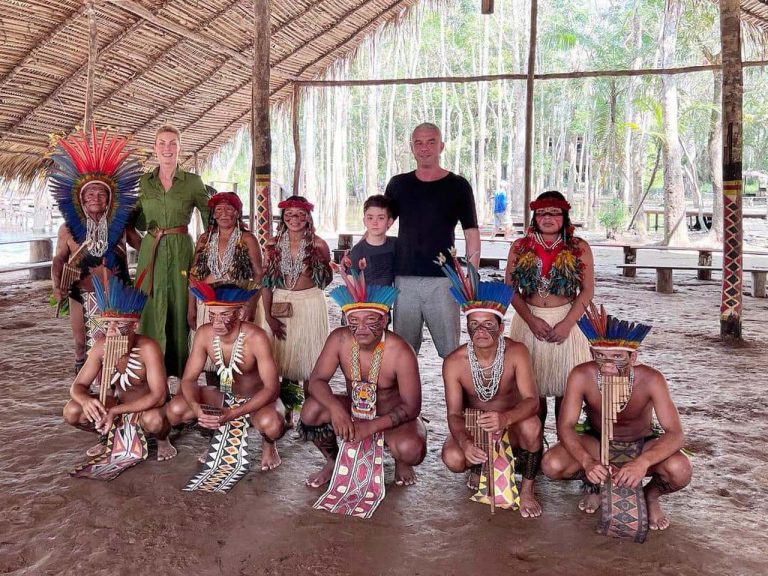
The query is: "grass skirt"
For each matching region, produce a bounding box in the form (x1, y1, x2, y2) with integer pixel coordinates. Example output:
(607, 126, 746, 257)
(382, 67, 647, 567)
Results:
(260, 287, 329, 382)
(508, 303, 591, 397)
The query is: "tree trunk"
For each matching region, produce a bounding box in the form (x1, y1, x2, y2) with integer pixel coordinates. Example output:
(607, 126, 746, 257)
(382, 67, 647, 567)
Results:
(705, 51, 724, 242)
(660, 0, 688, 245)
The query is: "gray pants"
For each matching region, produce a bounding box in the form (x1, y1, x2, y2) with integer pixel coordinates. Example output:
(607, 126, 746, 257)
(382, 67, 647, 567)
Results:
(393, 276, 460, 358)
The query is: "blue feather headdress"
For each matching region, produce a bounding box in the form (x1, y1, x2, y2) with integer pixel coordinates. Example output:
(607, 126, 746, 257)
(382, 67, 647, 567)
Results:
(329, 262, 398, 316)
(92, 273, 147, 320)
(48, 126, 143, 268)
(189, 280, 259, 307)
(435, 248, 513, 318)
(577, 302, 652, 351)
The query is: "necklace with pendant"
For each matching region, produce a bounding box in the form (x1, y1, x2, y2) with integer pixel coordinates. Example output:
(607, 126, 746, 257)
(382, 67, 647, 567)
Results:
(213, 330, 245, 394)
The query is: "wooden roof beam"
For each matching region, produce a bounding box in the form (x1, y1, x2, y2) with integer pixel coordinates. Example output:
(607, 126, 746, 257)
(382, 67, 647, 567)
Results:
(0, 4, 89, 93)
(84, 0, 243, 131)
(105, 0, 251, 67)
(0, 0, 177, 144)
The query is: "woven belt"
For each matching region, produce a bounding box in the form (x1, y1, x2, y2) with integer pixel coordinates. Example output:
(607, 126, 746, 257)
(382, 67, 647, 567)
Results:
(144, 225, 188, 296)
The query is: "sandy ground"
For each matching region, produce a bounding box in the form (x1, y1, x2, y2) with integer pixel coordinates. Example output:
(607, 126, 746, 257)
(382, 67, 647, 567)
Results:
(1, 243, 768, 576)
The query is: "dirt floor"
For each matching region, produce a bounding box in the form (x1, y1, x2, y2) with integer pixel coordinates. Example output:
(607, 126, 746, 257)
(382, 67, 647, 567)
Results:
(1, 252, 768, 576)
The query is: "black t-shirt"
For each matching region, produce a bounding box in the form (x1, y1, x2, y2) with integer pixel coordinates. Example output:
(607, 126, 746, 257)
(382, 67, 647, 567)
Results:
(348, 237, 397, 286)
(385, 171, 477, 277)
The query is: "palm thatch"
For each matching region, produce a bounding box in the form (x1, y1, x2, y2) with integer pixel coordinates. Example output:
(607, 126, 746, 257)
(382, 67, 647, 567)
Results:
(0, 0, 420, 184)
(0, 0, 766, 186)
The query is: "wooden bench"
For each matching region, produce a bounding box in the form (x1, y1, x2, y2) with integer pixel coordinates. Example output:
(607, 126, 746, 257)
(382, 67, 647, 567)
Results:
(617, 264, 767, 297)
(594, 243, 768, 280)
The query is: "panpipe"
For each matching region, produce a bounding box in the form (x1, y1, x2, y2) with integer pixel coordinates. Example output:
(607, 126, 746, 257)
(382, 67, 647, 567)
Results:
(599, 374, 632, 465)
(464, 408, 496, 514)
(100, 335, 129, 406)
(56, 243, 90, 317)
(598, 374, 649, 543)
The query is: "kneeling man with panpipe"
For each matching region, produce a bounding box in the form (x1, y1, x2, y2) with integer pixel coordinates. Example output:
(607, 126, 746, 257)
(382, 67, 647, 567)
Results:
(438, 252, 543, 517)
(167, 281, 285, 487)
(64, 273, 174, 478)
(299, 266, 426, 518)
(541, 303, 692, 540)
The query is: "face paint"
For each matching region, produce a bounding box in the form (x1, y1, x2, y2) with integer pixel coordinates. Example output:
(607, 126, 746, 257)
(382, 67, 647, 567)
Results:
(106, 319, 136, 337)
(593, 350, 633, 375)
(348, 313, 385, 342)
(467, 318, 501, 341)
(209, 307, 240, 335)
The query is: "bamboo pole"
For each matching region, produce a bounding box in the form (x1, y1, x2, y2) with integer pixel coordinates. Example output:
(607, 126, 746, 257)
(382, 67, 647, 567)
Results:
(291, 61, 768, 88)
(83, 1, 98, 134)
(719, 0, 744, 341)
(292, 84, 302, 195)
(523, 0, 538, 229)
(251, 0, 272, 246)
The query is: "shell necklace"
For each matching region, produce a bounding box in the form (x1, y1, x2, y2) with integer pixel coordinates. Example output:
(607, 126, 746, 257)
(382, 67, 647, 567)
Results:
(467, 336, 505, 402)
(213, 330, 245, 394)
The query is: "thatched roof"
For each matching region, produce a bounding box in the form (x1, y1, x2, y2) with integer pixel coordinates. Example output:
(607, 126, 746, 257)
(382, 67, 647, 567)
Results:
(1, 0, 767, 185)
(0, 0, 420, 183)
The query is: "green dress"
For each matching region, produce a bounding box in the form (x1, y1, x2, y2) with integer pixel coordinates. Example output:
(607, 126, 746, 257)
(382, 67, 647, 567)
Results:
(134, 167, 210, 377)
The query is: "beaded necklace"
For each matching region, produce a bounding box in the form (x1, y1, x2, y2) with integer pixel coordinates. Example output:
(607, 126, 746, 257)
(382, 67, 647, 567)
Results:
(597, 366, 635, 412)
(213, 330, 245, 394)
(467, 336, 505, 402)
(207, 227, 242, 280)
(278, 233, 308, 290)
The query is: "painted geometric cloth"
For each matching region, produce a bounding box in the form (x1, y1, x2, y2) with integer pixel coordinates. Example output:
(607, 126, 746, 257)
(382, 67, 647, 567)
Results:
(184, 395, 250, 493)
(83, 291, 107, 353)
(598, 439, 649, 543)
(470, 430, 520, 510)
(71, 414, 148, 481)
(313, 434, 386, 519)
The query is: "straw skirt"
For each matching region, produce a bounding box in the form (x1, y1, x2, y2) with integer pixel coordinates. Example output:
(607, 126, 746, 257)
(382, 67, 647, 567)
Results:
(508, 303, 591, 397)
(260, 287, 329, 382)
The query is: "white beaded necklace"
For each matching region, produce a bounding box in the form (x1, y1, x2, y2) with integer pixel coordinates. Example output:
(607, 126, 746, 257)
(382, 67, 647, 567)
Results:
(279, 233, 307, 290)
(86, 214, 108, 257)
(467, 336, 505, 402)
(207, 227, 241, 280)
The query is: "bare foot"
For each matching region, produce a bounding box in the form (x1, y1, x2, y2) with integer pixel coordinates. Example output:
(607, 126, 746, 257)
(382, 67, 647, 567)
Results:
(260, 440, 281, 471)
(156, 439, 177, 462)
(306, 460, 335, 488)
(394, 461, 417, 487)
(579, 492, 601, 514)
(647, 495, 670, 530)
(518, 486, 542, 518)
(466, 469, 481, 491)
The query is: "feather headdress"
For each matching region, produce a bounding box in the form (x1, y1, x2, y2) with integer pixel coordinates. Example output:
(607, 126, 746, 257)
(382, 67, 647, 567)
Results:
(92, 271, 147, 320)
(577, 302, 652, 352)
(329, 261, 398, 316)
(435, 248, 513, 318)
(48, 125, 142, 267)
(189, 279, 259, 307)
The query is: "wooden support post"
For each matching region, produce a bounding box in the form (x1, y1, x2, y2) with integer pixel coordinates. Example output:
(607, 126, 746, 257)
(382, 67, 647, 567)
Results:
(83, 1, 98, 133)
(30, 239, 52, 281)
(622, 246, 637, 278)
(292, 84, 302, 195)
(251, 0, 272, 246)
(751, 271, 766, 298)
(481, 0, 494, 14)
(719, 0, 743, 340)
(656, 269, 674, 294)
(698, 250, 713, 280)
(522, 0, 538, 229)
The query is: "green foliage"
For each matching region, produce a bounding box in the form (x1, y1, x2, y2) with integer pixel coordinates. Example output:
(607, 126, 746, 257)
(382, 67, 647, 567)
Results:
(597, 198, 630, 238)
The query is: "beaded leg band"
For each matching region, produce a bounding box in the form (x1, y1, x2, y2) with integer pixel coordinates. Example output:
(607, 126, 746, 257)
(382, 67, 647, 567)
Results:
(296, 420, 338, 459)
(517, 448, 543, 481)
